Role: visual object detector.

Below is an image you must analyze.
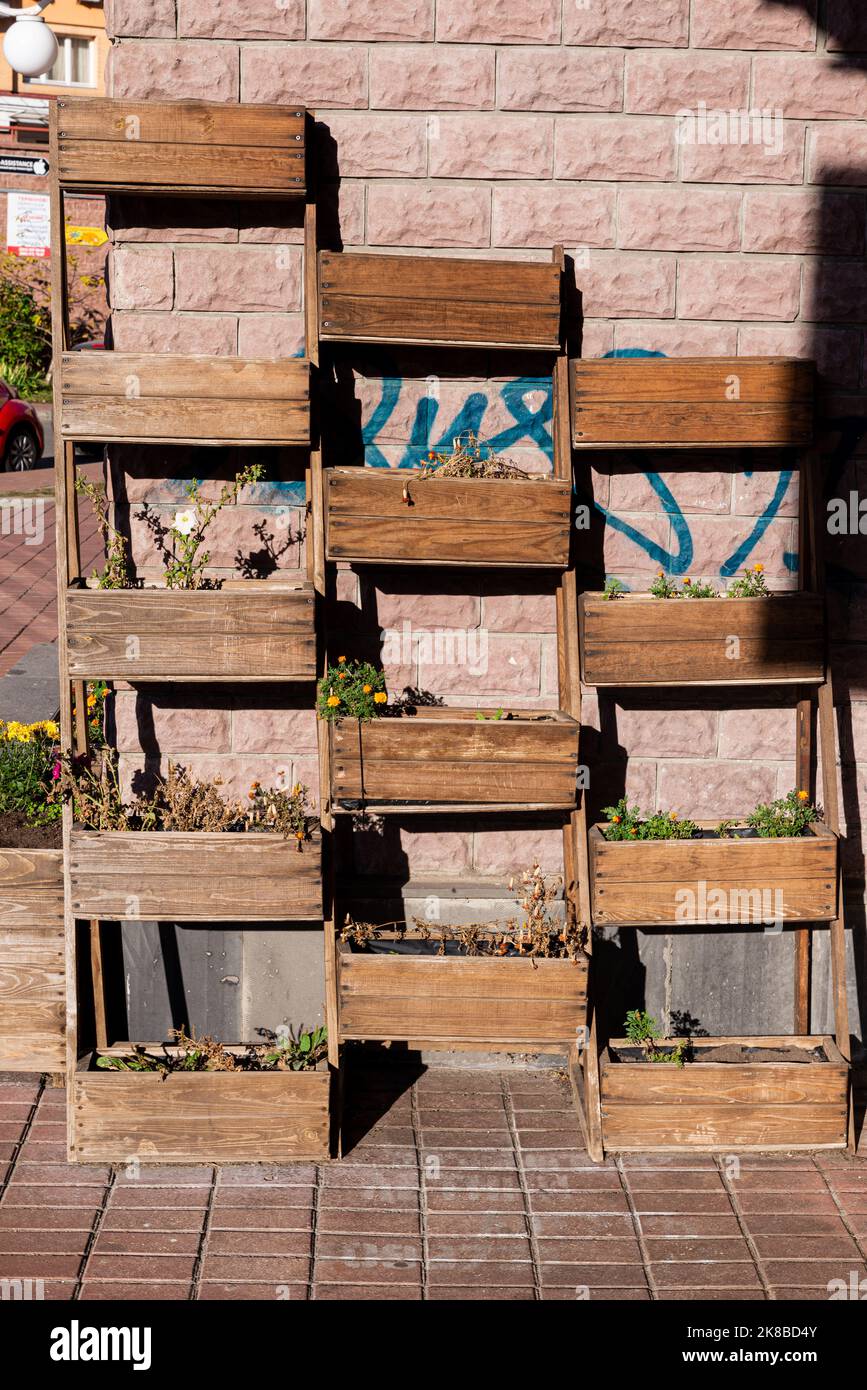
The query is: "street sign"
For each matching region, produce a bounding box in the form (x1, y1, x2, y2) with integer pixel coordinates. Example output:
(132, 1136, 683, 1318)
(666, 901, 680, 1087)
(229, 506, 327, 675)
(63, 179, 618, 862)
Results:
(6, 191, 50, 258)
(0, 153, 49, 177)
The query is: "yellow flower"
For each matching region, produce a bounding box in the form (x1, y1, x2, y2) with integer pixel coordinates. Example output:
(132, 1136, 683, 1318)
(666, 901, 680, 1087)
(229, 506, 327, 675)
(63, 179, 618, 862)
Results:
(797, 789, 809, 801)
(87, 694, 97, 709)
(683, 577, 691, 586)
(338, 656, 346, 664)
(373, 692, 387, 704)
(362, 684, 372, 694)
(753, 562, 764, 573)
(327, 695, 340, 708)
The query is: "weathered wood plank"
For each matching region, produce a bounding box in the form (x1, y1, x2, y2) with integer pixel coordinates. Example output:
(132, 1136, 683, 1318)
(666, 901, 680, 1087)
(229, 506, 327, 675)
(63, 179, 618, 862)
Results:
(0, 848, 65, 1070)
(59, 396, 309, 446)
(65, 586, 316, 681)
(319, 251, 561, 349)
(580, 593, 825, 686)
(71, 1067, 330, 1162)
(325, 468, 571, 566)
(53, 99, 305, 196)
(69, 831, 322, 922)
(572, 358, 814, 448)
(60, 354, 309, 400)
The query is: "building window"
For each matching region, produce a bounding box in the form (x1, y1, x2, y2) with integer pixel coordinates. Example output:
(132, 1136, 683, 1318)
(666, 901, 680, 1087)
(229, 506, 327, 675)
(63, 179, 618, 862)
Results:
(25, 35, 95, 88)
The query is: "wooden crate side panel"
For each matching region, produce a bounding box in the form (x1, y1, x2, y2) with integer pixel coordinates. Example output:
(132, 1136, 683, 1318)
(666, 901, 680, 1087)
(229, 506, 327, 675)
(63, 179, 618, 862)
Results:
(337, 720, 579, 764)
(0, 935, 65, 1071)
(69, 833, 322, 921)
(65, 588, 316, 680)
(580, 594, 825, 685)
(572, 359, 814, 448)
(55, 100, 305, 195)
(319, 252, 561, 348)
(339, 953, 587, 1043)
(0, 849, 64, 929)
(71, 1071, 330, 1162)
(59, 400, 309, 446)
(60, 355, 309, 401)
(601, 1104, 846, 1149)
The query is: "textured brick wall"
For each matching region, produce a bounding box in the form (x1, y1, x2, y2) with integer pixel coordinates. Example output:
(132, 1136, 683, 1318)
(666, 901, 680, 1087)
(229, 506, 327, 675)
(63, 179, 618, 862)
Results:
(102, 2, 867, 1035)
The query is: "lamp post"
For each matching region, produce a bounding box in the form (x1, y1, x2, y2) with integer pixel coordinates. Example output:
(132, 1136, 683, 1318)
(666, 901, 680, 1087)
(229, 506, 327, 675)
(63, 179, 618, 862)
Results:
(0, 2, 58, 79)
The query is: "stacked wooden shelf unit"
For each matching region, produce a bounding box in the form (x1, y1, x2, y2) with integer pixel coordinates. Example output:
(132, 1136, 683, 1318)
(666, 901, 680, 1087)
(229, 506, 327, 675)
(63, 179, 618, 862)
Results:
(312, 247, 590, 1072)
(50, 97, 331, 1162)
(570, 355, 852, 1160)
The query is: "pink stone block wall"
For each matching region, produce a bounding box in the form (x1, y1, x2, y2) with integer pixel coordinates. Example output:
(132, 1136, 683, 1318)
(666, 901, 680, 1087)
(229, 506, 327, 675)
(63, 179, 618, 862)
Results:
(103, 3, 867, 905)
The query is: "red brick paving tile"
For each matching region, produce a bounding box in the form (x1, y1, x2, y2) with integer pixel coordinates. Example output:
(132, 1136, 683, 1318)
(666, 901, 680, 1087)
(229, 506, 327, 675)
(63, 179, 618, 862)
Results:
(85, 1254, 197, 1281)
(0, 1207, 99, 1231)
(93, 1230, 201, 1256)
(110, 1186, 210, 1209)
(762, 1260, 867, 1285)
(210, 1207, 313, 1231)
(313, 1283, 421, 1300)
(416, 1074, 504, 1094)
(342, 1145, 418, 1166)
(312, 1258, 421, 1284)
(429, 1286, 535, 1300)
(417, 1108, 507, 1127)
(537, 1237, 643, 1263)
(636, 1215, 743, 1238)
(345, 1126, 417, 1147)
(421, 1150, 517, 1171)
(532, 1212, 635, 1237)
(751, 1234, 862, 1260)
(317, 1187, 419, 1213)
(80, 1282, 191, 1301)
(736, 1192, 840, 1214)
(418, 1130, 513, 1148)
(630, 1193, 735, 1215)
(0, 1231, 90, 1255)
(0, 1255, 83, 1277)
(824, 1171, 867, 1190)
(650, 1262, 763, 1289)
(517, 1130, 584, 1150)
(522, 1152, 597, 1172)
(19, 1143, 69, 1163)
(528, 1189, 631, 1214)
(10, 1163, 110, 1185)
(836, 1194, 867, 1211)
(428, 1236, 531, 1261)
(425, 1167, 522, 1190)
(199, 1282, 307, 1300)
(732, 1170, 828, 1191)
(424, 1188, 524, 1214)
(315, 1235, 423, 1261)
(203, 1256, 311, 1282)
(739, 1213, 853, 1236)
(212, 1187, 315, 1210)
(100, 1209, 206, 1233)
(216, 1164, 316, 1186)
(206, 1230, 312, 1257)
(643, 1237, 752, 1262)
(316, 1209, 420, 1236)
(115, 1165, 213, 1186)
(0, 1086, 40, 1102)
(539, 1262, 647, 1288)
(766, 1286, 842, 1300)
(619, 1154, 719, 1169)
(427, 1211, 527, 1236)
(657, 1289, 767, 1301)
(543, 1286, 651, 1300)
(0, 1145, 19, 1162)
(0, 1122, 29, 1141)
(427, 1260, 536, 1288)
(0, 1279, 76, 1299)
(625, 1171, 726, 1191)
(3, 1185, 106, 1208)
(323, 1165, 419, 1189)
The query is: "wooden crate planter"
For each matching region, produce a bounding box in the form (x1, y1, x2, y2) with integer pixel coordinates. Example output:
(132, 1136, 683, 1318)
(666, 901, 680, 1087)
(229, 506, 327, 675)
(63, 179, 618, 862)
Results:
(52, 98, 306, 197)
(319, 251, 562, 350)
(65, 581, 316, 682)
(600, 1036, 848, 1152)
(337, 939, 587, 1048)
(0, 849, 64, 1071)
(329, 709, 580, 812)
(69, 831, 322, 922)
(59, 354, 310, 446)
(324, 468, 571, 567)
(572, 357, 814, 448)
(589, 822, 837, 927)
(71, 1058, 330, 1162)
(579, 592, 825, 686)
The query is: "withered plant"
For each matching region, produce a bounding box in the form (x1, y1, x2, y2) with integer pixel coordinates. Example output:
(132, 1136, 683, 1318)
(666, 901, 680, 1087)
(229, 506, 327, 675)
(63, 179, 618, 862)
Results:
(75, 476, 131, 590)
(419, 430, 536, 481)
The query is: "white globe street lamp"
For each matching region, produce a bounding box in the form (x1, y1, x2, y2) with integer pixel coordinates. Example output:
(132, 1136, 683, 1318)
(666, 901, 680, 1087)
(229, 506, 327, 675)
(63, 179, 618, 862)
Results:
(1, 2, 58, 79)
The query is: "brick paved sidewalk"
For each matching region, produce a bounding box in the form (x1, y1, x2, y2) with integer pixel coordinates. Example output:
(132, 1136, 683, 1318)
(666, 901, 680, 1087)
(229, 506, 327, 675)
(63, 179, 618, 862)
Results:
(1, 1062, 866, 1301)
(0, 468, 102, 679)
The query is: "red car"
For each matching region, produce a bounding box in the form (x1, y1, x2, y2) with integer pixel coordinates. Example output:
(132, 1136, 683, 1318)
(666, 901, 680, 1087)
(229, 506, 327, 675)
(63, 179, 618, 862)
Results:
(0, 379, 44, 471)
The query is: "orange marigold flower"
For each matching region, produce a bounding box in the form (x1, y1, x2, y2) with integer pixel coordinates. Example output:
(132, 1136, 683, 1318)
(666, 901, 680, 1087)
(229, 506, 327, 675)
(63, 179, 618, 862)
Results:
(327, 695, 340, 708)
(87, 694, 97, 709)
(362, 684, 372, 694)
(374, 692, 387, 704)
(612, 814, 621, 824)
(683, 577, 691, 585)
(629, 827, 637, 836)
(753, 562, 764, 573)
(338, 655, 346, 664)
(797, 789, 809, 801)
(337, 671, 347, 679)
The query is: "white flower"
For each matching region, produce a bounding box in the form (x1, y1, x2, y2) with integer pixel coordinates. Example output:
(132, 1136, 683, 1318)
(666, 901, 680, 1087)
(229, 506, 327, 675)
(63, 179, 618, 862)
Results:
(173, 509, 196, 536)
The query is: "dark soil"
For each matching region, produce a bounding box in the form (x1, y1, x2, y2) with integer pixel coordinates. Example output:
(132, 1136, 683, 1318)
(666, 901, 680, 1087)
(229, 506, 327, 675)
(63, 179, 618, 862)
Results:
(612, 1043, 827, 1065)
(0, 811, 61, 850)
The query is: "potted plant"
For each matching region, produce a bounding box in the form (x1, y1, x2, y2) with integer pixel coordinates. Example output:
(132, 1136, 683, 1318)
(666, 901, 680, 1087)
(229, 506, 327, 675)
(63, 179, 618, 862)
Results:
(318, 658, 580, 813)
(580, 564, 825, 686)
(72, 1025, 330, 1163)
(599, 1011, 848, 1154)
(324, 432, 571, 568)
(0, 713, 65, 1070)
(65, 468, 315, 681)
(64, 757, 321, 921)
(337, 865, 587, 1048)
(589, 792, 837, 927)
